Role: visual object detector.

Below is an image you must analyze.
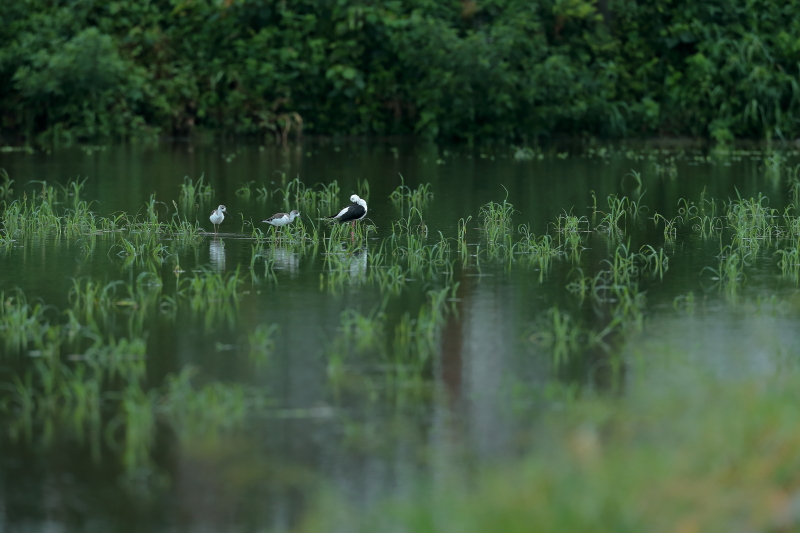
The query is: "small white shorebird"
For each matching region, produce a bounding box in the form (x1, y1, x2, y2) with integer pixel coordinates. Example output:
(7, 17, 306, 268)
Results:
(261, 209, 301, 240)
(262, 209, 301, 228)
(209, 205, 227, 235)
(328, 194, 367, 228)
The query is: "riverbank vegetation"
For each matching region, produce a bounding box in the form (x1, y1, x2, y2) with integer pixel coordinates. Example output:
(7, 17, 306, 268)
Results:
(2, 0, 799, 144)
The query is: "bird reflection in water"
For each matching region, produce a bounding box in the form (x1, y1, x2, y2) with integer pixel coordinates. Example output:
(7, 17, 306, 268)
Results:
(269, 247, 300, 276)
(209, 238, 226, 271)
(324, 246, 368, 291)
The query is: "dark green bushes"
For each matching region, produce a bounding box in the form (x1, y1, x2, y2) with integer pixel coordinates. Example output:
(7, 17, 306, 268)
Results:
(1, 0, 798, 143)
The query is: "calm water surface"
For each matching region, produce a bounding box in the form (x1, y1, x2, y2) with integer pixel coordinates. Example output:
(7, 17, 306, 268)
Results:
(1, 140, 799, 531)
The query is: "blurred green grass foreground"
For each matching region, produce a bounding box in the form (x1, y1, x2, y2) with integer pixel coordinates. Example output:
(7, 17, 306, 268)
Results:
(3, 0, 800, 144)
(299, 350, 800, 533)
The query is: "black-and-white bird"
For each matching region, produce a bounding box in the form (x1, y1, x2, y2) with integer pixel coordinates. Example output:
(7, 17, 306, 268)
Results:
(328, 194, 367, 227)
(262, 209, 301, 228)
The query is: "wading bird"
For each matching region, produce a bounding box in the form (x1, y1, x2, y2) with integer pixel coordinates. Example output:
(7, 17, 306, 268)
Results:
(209, 205, 227, 235)
(262, 209, 301, 239)
(328, 194, 367, 228)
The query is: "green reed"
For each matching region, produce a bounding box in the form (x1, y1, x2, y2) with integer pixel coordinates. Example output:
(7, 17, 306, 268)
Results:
(528, 307, 582, 368)
(368, 263, 408, 297)
(358, 178, 370, 202)
(81, 336, 148, 384)
(236, 181, 254, 198)
(389, 175, 433, 211)
(597, 194, 627, 234)
(727, 193, 778, 250)
(277, 178, 341, 211)
(673, 291, 696, 314)
(58, 176, 88, 208)
(762, 151, 787, 184)
(30, 180, 59, 204)
(565, 268, 604, 303)
(179, 174, 212, 205)
(479, 196, 514, 254)
(248, 323, 279, 365)
(159, 366, 271, 439)
(705, 245, 747, 299)
(180, 268, 242, 328)
(114, 232, 170, 266)
(325, 215, 372, 253)
(1, 196, 62, 236)
(0, 168, 13, 198)
(652, 213, 680, 242)
(639, 245, 669, 280)
(777, 244, 800, 282)
(68, 279, 123, 331)
(694, 213, 724, 239)
(0, 291, 51, 356)
(604, 243, 638, 287)
(457, 216, 472, 258)
(255, 184, 271, 201)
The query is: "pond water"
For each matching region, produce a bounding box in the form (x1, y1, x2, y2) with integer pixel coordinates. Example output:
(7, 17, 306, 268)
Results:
(1, 140, 799, 532)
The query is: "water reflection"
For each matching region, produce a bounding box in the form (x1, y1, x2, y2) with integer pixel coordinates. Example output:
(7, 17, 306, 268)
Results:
(3, 141, 800, 532)
(324, 246, 368, 292)
(270, 247, 300, 276)
(209, 238, 226, 271)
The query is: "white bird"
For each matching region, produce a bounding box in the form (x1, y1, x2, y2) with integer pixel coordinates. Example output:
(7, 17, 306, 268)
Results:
(209, 205, 227, 235)
(328, 194, 367, 228)
(262, 209, 301, 228)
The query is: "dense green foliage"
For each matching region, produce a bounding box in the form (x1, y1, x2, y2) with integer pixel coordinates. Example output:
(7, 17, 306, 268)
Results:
(2, 0, 799, 143)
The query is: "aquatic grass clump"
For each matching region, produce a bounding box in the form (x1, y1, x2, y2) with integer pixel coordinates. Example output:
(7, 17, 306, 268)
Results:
(58, 176, 88, 208)
(389, 176, 433, 211)
(236, 181, 254, 198)
(762, 150, 788, 184)
(80, 336, 148, 384)
(1, 361, 105, 448)
(392, 285, 456, 368)
(596, 194, 628, 235)
(0, 168, 13, 198)
(0, 291, 52, 356)
(113, 233, 171, 267)
(325, 285, 456, 404)
(554, 212, 590, 250)
(159, 366, 273, 440)
(652, 213, 681, 242)
(727, 193, 778, 250)
(639, 245, 669, 280)
(704, 245, 748, 300)
(777, 244, 800, 282)
(1, 196, 62, 237)
(248, 323, 279, 365)
(277, 178, 341, 211)
(368, 263, 408, 297)
(179, 175, 212, 205)
(479, 195, 514, 253)
(63, 201, 100, 236)
(68, 279, 124, 331)
(165, 214, 203, 245)
(528, 307, 584, 368)
(514, 226, 562, 280)
(324, 217, 373, 253)
(180, 268, 242, 327)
